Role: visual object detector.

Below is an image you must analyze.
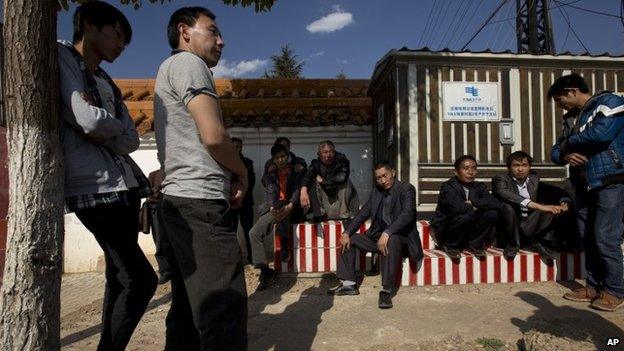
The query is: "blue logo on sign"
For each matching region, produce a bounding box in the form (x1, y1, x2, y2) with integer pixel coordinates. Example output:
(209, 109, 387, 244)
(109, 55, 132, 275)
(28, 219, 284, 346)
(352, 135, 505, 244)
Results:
(465, 86, 479, 97)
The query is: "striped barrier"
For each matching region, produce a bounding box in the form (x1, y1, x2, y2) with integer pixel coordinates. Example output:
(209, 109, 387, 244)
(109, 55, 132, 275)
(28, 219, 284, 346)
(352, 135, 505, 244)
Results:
(272, 221, 586, 286)
(394, 249, 585, 287)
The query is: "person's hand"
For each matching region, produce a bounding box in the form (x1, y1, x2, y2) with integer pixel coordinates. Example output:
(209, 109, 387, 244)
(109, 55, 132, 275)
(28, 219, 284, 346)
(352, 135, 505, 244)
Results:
(539, 204, 562, 215)
(316, 175, 323, 184)
(267, 164, 276, 173)
(339, 232, 351, 253)
(564, 153, 588, 167)
(229, 181, 247, 209)
(559, 202, 570, 213)
(377, 232, 390, 256)
(273, 203, 293, 221)
(300, 187, 310, 211)
(294, 164, 304, 173)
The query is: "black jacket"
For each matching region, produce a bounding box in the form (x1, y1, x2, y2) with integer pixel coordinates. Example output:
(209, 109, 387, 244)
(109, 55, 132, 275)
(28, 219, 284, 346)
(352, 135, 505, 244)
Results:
(241, 154, 255, 207)
(345, 180, 423, 261)
(261, 158, 307, 221)
(430, 177, 502, 234)
(263, 151, 307, 176)
(491, 172, 571, 210)
(302, 152, 350, 193)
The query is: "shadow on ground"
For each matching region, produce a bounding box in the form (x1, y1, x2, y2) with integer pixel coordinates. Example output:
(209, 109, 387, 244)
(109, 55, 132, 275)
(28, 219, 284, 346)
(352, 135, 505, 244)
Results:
(247, 275, 336, 351)
(511, 291, 623, 350)
(61, 292, 172, 347)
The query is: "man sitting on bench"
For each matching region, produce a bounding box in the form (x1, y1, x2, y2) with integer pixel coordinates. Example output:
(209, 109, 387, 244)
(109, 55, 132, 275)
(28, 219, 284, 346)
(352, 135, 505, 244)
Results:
(328, 161, 423, 309)
(249, 143, 306, 291)
(492, 151, 572, 260)
(430, 155, 501, 259)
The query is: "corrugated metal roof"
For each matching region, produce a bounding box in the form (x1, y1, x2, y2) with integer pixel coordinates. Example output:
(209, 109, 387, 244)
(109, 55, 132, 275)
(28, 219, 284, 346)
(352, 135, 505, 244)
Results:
(368, 47, 624, 96)
(398, 46, 624, 58)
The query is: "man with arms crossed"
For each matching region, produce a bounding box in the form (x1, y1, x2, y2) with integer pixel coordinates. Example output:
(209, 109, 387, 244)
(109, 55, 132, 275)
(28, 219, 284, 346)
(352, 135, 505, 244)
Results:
(154, 7, 248, 349)
(59, 2, 157, 349)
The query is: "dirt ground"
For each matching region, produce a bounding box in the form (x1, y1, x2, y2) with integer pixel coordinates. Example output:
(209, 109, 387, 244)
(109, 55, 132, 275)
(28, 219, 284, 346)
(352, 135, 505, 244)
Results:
(60, 267, 624, 350)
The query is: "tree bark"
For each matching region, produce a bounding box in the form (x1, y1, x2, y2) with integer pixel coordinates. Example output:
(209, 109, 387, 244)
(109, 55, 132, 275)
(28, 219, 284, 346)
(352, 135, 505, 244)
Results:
(0, 1, 64, 350)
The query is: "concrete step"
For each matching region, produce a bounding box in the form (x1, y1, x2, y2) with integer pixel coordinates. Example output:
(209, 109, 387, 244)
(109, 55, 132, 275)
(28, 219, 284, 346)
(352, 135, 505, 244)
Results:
(273, 221, 586, 287)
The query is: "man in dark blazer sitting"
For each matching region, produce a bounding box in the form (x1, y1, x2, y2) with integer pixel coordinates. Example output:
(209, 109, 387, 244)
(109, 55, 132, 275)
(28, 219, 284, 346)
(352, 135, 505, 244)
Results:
(492, 151, 572, 260)
(328, 161, 423, 309)
(430, 155, 502, 259)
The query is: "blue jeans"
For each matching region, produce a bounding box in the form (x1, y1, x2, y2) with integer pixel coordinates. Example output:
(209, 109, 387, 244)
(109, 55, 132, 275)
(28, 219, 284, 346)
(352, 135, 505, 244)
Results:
(585, 183, 624, 298)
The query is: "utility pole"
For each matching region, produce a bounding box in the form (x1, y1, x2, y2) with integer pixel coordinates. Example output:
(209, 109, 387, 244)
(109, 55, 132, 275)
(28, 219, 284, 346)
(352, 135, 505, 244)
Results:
(516, 0, 555, 54)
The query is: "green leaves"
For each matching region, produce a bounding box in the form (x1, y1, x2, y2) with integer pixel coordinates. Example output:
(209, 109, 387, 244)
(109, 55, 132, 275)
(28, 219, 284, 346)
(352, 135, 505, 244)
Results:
(264, 44, 305, 79)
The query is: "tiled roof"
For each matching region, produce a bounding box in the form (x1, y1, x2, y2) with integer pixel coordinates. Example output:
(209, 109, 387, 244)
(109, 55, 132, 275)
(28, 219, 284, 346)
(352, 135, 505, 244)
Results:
(115, 79, 372, 135)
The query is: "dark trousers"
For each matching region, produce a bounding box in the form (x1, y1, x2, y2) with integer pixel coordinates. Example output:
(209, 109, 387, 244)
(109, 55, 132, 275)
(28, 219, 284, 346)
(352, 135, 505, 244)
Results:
(149, 202, 170, 275)
(75, 193, 157, 351)
(158, 195, 248, 351)
(336, 233, 408, 288)
(232, 205, 254, 263)
(585, 183, 624, 298)
(443, 209, 498, 250)
(499, 203, 554, 248)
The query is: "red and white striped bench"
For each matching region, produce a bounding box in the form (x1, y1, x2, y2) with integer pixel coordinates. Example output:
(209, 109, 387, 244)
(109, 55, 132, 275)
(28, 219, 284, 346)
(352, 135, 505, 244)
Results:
(393, 249, 584, 286)
(273, 221, 586, 286)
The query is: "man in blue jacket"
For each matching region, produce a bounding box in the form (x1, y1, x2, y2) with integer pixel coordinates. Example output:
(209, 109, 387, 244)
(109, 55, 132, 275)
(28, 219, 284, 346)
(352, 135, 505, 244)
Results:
(549, 73, 624, 312)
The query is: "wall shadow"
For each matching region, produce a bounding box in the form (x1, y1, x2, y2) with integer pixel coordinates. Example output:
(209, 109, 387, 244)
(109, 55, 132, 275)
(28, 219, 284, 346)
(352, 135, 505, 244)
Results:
(247, 275, 336, 351)
(61, 292, 172, 347)
(511, 291, 623, 350)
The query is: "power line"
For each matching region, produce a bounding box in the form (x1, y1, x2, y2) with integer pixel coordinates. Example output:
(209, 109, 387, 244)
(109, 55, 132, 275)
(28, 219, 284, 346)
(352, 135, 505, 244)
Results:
(423, 0, 445, 47)
(427, 0, 453, 47)
(440, 0, 472, 49)
(561, 2, 623, 19)
(491, 1, 516, 51)
(418, 1, 438, 48)
(461, 0, 511, 50)
(487, 0, 583, 25)
(449, 0, 485, 49)
(553, 0, 590, 52)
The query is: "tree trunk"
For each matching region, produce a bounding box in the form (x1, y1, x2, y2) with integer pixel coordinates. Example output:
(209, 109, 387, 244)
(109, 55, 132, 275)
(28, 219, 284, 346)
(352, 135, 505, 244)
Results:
(0, 1, 64, 350)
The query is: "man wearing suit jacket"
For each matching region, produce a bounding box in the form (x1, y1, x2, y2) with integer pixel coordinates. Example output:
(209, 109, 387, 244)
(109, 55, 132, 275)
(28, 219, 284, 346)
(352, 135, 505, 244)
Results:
(492, 151, 572, 260)
(328, 161, 423, 309)
(430, 155, 502, 259)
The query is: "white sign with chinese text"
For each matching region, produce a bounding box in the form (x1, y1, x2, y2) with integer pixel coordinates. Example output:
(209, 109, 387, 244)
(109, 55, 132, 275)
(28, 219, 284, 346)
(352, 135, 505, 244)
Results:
(442, 82, 500, 121)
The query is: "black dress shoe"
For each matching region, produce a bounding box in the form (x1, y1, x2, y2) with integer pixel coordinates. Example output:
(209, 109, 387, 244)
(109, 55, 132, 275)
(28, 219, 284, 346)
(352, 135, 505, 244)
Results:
(533, 243, 557, 260)
(327, 284, 359, 296)
(504, 246, 519, 260)
(466, 246, 487, 259)
(256, 269, 277, 291)
(444, 246, 462, 259)
(157, 273, 171, 285)
(378, 291, 393, 309)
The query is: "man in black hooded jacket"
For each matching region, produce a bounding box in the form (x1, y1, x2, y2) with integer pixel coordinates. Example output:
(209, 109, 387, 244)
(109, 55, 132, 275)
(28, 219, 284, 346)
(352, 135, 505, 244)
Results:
(299, 140, 359, 220)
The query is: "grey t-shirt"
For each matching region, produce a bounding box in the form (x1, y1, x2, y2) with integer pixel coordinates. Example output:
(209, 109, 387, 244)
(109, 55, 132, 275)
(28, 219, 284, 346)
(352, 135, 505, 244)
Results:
(154, 51, 231, 200)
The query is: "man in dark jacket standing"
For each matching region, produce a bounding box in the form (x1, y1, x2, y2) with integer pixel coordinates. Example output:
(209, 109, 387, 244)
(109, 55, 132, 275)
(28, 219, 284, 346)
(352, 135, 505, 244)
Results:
(549, 73, 624, 312)
(231, 137, 256, 264)
(250, 143, 306, 291)
(492, 151, 572, 260)
(329, 162, 423, 309)
(430, 155, 501, 259)
(300, 140, 359, 220)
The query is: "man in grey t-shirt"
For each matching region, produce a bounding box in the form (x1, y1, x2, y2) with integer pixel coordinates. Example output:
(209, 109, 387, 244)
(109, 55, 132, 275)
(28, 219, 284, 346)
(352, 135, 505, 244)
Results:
(154, 7, 248, 350)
